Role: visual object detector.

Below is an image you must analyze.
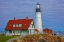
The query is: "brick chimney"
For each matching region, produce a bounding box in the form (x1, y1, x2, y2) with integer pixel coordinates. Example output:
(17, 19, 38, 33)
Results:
(14, 17, 16, 20)
(26, 17, 28, 20)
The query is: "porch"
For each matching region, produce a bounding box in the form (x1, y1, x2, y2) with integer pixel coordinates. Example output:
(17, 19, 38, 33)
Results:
(5, 30, 29, 36)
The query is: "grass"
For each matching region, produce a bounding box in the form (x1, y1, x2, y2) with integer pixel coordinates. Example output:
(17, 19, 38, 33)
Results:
(0, 35, 15, 42)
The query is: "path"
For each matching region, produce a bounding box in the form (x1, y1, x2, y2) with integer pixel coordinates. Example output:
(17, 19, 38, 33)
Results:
(6, 35, 24, 42)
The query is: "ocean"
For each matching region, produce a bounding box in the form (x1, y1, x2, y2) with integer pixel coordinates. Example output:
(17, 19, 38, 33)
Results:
(53, 31, 64, 36)
(0, 31, 5, 34)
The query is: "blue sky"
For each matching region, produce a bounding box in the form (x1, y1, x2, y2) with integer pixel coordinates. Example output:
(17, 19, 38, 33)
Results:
(0, 0, 64, 31)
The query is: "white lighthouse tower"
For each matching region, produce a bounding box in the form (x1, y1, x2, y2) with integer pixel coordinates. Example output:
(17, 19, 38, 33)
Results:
(35, 3, 43, 33)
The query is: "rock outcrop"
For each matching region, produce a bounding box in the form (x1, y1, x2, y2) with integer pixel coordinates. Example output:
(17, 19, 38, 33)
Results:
(12, 34, 64, 42)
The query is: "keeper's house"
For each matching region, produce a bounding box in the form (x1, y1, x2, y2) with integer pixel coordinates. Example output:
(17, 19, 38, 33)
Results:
(5, 17, 35, 36)
(43, 28, 52, 34)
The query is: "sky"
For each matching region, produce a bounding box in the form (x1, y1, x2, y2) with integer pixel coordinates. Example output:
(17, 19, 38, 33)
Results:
(0, 0, 64, 31)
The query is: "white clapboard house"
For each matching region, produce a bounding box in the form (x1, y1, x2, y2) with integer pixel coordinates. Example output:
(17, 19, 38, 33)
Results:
(5, 17, 35, 36)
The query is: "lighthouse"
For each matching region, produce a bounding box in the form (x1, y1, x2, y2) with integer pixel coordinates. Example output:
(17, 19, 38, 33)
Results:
(35, 3, 43, 33)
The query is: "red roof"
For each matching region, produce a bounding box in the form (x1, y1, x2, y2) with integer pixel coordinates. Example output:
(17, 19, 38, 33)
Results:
(5, 17, 33, 30)
(43, 28, 52, 34)
(43, 28, 52, 31)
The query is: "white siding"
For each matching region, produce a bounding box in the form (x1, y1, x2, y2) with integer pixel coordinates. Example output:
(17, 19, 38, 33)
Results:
(5, 30, 12, 36)
(28, 21, 35, 34)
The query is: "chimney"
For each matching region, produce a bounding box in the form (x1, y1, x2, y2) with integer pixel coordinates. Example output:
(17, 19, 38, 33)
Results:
(14, 17, 16, 20)
(26, 17, 28, 20)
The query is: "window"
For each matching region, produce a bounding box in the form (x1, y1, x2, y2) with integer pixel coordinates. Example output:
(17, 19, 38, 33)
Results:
(13, 24, 15, 27)
(16, 24, 18, 27)
(13, 31, 15, 33)
(31, 24, 33, 28)
(13, 24, 22, 27)
(9, 30, 12, 33)
(19, 24, 22, 27)
(18, 31, 20, 33)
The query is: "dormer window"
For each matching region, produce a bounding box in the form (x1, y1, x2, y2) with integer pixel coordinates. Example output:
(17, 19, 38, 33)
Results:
(19, 24, 22, 27)
(13, 24, 15, 27)
(13, 24, 22, 27)
(16, 24, 18, 27)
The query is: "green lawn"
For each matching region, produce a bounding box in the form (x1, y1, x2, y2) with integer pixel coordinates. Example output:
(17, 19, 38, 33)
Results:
(0, 36, 15, 42)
